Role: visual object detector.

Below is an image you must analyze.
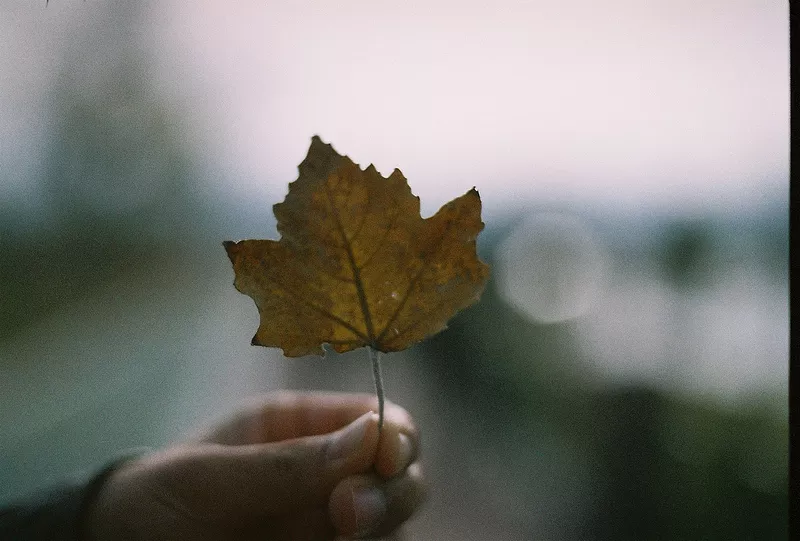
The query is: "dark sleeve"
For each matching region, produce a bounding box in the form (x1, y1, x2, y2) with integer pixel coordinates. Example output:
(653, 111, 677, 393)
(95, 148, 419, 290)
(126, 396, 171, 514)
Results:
(0, 456, 135, 541)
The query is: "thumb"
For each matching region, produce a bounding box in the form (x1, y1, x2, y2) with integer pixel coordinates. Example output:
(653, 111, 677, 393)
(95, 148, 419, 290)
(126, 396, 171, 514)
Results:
(206, 411, 381, 518)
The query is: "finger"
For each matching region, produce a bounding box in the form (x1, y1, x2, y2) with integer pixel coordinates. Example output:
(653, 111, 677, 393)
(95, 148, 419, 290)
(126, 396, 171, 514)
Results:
(159, 412, 382, 523)
(259, 392, 416, 442)
(375, 418, 419, 479)
(328, 462, 427, 539)
(259, 393, 421, 479)
(203, 391, 417, 445)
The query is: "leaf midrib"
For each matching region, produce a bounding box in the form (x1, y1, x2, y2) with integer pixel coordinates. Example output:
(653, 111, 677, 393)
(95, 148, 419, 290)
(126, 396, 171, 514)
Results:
(324, 178, 377, 344)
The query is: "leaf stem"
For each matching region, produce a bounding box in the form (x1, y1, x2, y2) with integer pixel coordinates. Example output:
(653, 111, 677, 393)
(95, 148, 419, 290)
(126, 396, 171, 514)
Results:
(368, 347, 385, 431)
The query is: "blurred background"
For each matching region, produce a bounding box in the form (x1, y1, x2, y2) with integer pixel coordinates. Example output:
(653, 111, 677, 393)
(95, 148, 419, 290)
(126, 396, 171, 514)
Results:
(0, 1, 787, 539)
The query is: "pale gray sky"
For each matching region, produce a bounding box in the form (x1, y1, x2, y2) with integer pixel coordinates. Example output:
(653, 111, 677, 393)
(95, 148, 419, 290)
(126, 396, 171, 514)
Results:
(1, 0, 788, 217)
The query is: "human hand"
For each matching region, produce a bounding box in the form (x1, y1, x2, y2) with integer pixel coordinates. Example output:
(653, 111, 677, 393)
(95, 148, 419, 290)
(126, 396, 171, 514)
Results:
(85, 391, 425, 540)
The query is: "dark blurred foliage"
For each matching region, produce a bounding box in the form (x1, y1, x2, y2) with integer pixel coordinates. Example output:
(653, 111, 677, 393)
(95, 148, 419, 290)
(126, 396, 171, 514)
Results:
(0, 57, 212, 346)
(417, 244, 787, 540)
(655, 220, 717, 289)
(649, 211, 788, 289)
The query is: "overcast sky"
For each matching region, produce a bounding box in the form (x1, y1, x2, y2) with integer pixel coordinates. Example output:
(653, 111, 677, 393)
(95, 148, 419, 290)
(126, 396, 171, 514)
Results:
(1, 0, 788, 218)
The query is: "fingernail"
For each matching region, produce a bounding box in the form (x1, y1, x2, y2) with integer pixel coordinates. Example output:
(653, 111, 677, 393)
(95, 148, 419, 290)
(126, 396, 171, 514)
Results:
(352, 487, 387, 536)
(396, 433, 413, 472)
(326, 412, 374, 463)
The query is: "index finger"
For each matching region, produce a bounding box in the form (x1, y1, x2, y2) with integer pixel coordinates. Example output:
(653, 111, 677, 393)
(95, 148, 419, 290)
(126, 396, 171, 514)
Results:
(258, 391, 421, 478)
(260, 391, 416, 441)
(205, 391, 418, 446)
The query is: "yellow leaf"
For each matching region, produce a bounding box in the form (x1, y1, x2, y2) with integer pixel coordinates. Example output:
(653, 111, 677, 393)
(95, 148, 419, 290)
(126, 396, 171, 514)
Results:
(224, 136, 489, 357)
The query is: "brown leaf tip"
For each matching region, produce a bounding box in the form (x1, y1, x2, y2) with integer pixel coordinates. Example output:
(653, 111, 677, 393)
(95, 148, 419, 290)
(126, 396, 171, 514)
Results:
(222, 240, 239, 264)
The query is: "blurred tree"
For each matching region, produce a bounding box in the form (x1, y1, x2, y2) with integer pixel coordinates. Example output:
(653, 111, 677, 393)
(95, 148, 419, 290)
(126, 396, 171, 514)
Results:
(0, 3, 207, 346)
(655, 220, 717, 290)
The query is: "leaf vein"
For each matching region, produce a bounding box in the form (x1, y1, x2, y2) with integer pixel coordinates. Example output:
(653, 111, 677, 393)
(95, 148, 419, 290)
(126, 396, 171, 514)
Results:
(375, 221, 454, 344)
(288, 250, 355, 284)
(261, 262, 369, 343)
(357, 208, 400, 272)
(383, 296, 452, 347)
(323, 177, 376, 342)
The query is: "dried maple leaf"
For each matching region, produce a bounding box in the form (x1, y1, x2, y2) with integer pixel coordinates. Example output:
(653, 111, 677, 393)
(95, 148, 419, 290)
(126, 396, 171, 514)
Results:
(224, 136, 489, 358)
